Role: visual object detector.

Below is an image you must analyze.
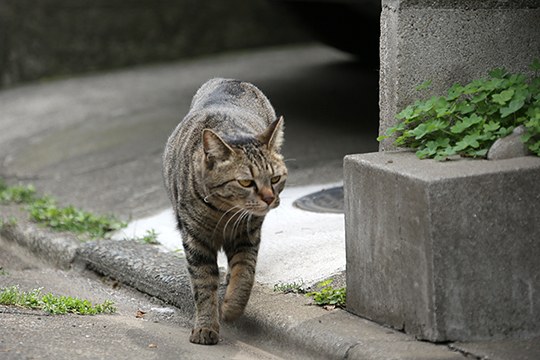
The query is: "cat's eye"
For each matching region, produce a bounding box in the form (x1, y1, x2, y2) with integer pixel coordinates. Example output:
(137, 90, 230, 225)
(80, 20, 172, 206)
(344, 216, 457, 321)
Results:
(271, 176, 281, 184)
(238, 179, 255, 187)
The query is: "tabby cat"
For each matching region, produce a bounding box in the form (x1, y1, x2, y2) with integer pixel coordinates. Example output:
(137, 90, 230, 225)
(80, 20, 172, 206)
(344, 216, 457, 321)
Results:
(162, 78, 287, 345)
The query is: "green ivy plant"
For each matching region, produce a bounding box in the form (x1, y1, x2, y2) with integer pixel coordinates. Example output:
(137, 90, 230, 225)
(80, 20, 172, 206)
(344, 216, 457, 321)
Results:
(305, 279, 346, 308)
(378, 60, 540, 161)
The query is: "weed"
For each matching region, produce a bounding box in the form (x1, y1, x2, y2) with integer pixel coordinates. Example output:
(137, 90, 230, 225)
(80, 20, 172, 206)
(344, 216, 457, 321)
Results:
(378, 61, 540, 160)
(0, 179, 127, 239)
(273, 280, 307, 294)
(0, 286, 116, 315)
(27, 196, 126, 239)
(136, 229, 160, 245)
(305, 279, 346, 308)
(0, 180, 36, 204)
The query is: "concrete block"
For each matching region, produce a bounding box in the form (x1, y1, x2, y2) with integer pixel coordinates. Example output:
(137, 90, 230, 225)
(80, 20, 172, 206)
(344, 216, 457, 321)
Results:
(379, 0, 540, 150)
(344, 152, 540, 341)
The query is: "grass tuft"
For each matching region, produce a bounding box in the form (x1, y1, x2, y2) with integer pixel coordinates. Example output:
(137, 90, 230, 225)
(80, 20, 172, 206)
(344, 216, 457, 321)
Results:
(273, 280, 307, 294)
(0, 286, 116, 315)
(27, 196, 126, 239)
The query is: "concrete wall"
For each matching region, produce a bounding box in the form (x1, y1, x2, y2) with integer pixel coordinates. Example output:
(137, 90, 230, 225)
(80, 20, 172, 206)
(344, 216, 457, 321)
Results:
(344, 152, 540, 341)
(379, 0, 540, 150)
(0, 0, 307, 87)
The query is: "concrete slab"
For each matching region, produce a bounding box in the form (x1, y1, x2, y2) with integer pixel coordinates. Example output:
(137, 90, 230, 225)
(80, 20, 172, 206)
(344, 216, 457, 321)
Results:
(344, 152, 540, 341)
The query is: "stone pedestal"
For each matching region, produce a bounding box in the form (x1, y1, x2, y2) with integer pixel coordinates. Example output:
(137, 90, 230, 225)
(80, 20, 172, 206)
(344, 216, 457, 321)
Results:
(344, 152, 540, 341)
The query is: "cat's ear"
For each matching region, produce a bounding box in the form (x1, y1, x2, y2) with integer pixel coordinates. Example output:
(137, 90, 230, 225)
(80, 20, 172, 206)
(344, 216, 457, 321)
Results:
(258, 116, 284, 151)
(202, 129, 235, 161)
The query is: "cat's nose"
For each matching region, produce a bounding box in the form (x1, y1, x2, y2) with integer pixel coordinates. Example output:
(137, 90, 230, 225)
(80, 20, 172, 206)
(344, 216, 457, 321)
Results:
(260, 188, 275, 205)
(262, 194, 275, 205)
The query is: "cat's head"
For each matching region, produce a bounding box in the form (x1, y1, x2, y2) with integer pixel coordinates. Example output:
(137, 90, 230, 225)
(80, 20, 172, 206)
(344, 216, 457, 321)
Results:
(201, 117, 287, 216)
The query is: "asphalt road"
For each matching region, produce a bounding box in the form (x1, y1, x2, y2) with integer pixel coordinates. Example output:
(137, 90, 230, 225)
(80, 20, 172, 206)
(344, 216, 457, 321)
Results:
(0, 45, 379, 220)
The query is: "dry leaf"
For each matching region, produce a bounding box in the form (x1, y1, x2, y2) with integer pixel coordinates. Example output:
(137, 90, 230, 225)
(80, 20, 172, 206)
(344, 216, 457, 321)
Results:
(135, 309, 146, 318)
(148, 343, 158, 348)
(323, 304, 336, 311)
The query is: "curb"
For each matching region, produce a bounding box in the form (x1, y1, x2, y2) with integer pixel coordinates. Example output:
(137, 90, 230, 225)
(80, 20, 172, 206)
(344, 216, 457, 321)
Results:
(0, 206, 466, 360)
(77, 239, 194, 318)
(0, 205, 79, 269)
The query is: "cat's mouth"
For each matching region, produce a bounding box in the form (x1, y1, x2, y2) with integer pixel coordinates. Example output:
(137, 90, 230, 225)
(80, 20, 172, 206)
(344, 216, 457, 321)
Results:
(245, 200, 279, 216)
(245, 206, 270, 217)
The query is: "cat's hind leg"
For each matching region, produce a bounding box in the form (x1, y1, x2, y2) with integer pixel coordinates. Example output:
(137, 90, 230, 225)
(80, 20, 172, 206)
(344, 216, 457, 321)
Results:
(221, 240, 260, 321)
(183, 234, 220, 345)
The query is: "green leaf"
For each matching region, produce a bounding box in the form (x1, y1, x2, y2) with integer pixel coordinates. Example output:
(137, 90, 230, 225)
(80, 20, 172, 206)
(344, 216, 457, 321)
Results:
(434, 146, 457, 161)
(483, 78, 505, 92)
(450, 121, 469, 134)
(492, 89, 515, 105)
(409, 123, 429, 139)
(446, 83, 464, 101)
(456, 102, 475, 114)
(450, 114, 483, 134)
(483, 121, 500, 132)
(454, 133, 481, 151)
(396, 105, 416, 120)
(500, 98, 525, 118)
(418, 97, 437, 113)
(415, 148, 432, 159)
(471, 92, 488, 104)
(471, 148, 489, 158)
(528, 140, 540, 156)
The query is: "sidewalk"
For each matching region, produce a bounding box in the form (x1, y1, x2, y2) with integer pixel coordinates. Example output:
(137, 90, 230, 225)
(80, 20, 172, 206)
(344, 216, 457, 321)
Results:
(1, 45, 538, 359)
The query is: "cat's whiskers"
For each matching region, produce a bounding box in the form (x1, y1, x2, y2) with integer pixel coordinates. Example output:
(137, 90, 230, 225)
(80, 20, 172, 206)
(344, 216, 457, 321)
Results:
(212, 205, 240, 239)
(232, 210, 251, 240)
(222, 207, 245, 240)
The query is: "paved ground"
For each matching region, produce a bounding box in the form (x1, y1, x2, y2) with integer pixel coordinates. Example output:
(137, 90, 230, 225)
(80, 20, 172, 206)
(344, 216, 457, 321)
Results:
(0, 235, 309, 360)
(1, 44, 539, 359)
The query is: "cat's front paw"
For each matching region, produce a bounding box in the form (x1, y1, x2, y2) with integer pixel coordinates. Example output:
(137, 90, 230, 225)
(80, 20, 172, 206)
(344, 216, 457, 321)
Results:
(189, 327, 220, 345)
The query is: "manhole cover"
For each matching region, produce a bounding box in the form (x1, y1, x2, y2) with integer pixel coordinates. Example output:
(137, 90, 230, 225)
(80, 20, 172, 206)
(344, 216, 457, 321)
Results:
(293, 186, 344, 214)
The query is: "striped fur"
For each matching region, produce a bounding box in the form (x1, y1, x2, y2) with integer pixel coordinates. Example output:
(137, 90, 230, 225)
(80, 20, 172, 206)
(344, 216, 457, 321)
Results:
(162, 78, 287, 345)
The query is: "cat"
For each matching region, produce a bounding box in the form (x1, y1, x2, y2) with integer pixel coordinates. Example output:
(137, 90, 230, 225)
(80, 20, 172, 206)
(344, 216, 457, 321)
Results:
(162, 78, 287, 345)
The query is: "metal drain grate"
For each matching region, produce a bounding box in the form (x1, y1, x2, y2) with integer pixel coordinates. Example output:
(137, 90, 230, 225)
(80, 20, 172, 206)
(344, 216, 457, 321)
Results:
(293, 186, 344, 214)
